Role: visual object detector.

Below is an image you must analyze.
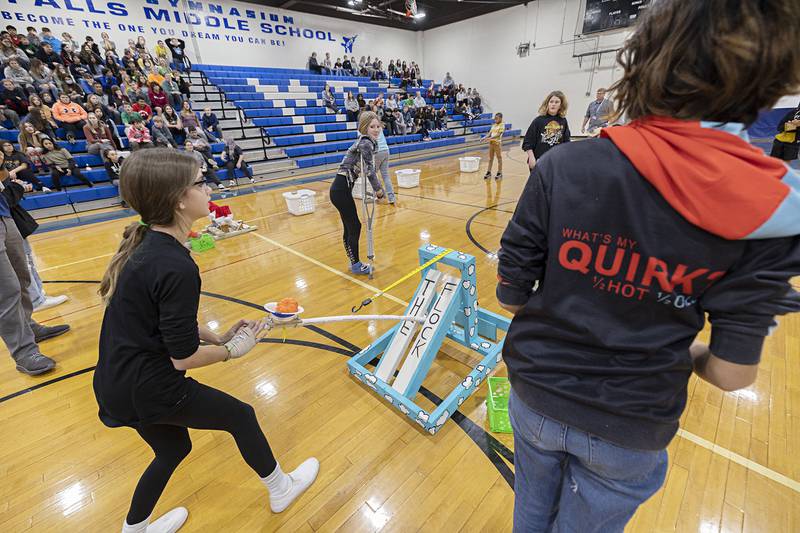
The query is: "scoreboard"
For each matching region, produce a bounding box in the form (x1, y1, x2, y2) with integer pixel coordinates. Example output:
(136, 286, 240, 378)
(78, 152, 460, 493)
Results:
(582, 0, 651, 34)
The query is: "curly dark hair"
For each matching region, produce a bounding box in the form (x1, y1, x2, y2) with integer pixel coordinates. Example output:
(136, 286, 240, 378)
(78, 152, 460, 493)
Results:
(610, 0, 800, 125)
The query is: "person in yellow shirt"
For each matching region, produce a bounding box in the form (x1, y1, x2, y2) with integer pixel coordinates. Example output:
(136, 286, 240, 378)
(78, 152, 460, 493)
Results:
(484, 112, 506, 179)
(153, 40, 169, 62)
(770, 103, 800, 161)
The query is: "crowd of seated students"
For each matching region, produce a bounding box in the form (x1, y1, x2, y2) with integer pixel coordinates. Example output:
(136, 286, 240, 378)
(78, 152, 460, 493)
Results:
(0, 24, 249, 193)
(307, 52, 423, 84)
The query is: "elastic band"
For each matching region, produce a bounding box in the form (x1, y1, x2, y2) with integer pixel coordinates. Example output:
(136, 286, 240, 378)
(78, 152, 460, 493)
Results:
(138, 220, 149, 227)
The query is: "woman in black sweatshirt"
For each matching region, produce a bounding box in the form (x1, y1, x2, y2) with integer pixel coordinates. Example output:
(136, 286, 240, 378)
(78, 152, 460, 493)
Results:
(521, 90, 570, 168)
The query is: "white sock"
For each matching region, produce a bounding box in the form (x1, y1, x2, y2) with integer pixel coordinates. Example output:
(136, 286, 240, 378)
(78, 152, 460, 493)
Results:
(122, 516, 149, 533)
(261, 458, 320, 513)
(262, 463, 291, 496)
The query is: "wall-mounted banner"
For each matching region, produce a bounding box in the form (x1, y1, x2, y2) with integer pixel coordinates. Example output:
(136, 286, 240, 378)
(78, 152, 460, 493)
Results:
(0, 0, 421, 68)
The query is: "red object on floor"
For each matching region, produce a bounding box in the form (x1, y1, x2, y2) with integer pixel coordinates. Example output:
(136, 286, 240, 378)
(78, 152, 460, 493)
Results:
(209, 201, 232, 218)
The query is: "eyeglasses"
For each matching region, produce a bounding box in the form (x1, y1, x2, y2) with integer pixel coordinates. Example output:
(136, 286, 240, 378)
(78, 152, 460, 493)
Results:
(192, 178, 207, 188)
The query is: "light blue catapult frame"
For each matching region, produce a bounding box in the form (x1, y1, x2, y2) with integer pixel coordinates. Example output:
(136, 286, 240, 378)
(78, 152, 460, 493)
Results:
(346, 244, 512, 434)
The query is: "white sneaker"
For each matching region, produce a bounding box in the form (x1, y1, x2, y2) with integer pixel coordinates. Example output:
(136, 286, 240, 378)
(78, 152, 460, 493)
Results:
(270, 458, 320, 513)
(34, 295, 68, 312)
(249, 178, 256, 184)
(228, 179, 236, 187)
(217, 183, 227, 190)
(42, 186, 52, 193)
(148, 507, 188, 533)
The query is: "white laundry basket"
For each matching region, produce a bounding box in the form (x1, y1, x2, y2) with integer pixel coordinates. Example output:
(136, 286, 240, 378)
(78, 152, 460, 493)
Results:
(459, 156, 481, 173)
(282, 189, 317, 216)
(351, 177, 375, 199)
(395, 168, 420, 188)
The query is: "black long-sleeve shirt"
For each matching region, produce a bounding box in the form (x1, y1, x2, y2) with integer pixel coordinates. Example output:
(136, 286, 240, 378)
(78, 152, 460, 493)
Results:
(93, 230, 201, 428)
(497, 137, 800, 450)
(521, 114, 570, 159)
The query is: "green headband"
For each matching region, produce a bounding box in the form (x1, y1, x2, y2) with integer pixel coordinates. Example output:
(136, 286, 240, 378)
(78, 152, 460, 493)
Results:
(138, 220, 149, 227)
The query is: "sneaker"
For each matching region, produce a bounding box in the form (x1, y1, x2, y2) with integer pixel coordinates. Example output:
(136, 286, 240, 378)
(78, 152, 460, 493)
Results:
(32, 323, 70, 343)
(249, 177, 256, 184)
(270, 458, 320, 513)
(484, 171, 491, 179)
(15, 352, 55, 376)
(42, 186, 52, 193)
(34, 295, 69, 312)
(128, 507, 188, 533)
(228, 179, 236, 187)
(350, 262, 372, 276)
(217, 183, 227, 190)
(495, 172, 503, 180)
(388, 195, 396, 205)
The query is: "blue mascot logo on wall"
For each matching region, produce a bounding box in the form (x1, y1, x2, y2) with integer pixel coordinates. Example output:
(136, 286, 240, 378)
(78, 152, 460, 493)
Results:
(341, 35, 357, 54)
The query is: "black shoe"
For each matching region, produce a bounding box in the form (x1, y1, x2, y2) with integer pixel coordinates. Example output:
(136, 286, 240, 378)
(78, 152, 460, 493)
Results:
(483, 171, 491, 179)
(15, 352, 56, 376)
(495, 172, 503, 180)
(32, 324, 71, 343)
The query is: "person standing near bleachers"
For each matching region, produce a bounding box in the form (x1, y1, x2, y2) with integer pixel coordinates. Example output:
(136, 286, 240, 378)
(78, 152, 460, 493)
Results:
(521, 90, 570, 169)
(0, 161, 70, 375)
(483, 112, 505, 180)
(330, 111, 385, 275)
(374, 130, 395, 205)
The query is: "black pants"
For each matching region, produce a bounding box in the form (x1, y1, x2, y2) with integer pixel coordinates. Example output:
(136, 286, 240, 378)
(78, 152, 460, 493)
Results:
(330, 174, 361, 265)
(202, 166, 222, 185)
(127, 382, 277, 524)
(51, 165, 92, 191)
(57, 120, 86, 140)
(770, 140, 799, 161)
(226, 160, 252, 181)
(14, 167, 44, 190)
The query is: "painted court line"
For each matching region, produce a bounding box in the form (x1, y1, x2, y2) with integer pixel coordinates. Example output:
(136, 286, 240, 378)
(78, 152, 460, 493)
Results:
(249, 232, 407, 307)
(252, 232, 800, 494)
(38, 252, 115, 273)
(676, 429, 800, 493)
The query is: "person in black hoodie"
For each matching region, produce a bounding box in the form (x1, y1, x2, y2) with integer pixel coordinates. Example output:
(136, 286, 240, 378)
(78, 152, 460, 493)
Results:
(496, 1, 800, 532)
(0, 79, 25, 126)
(521, 90, 570, 168)
(769, 103, 800, 161)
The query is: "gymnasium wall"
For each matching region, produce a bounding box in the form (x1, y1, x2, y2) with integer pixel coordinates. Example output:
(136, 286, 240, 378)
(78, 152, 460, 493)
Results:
(421, 0, 631, 138)
(5, 0, 421, 69)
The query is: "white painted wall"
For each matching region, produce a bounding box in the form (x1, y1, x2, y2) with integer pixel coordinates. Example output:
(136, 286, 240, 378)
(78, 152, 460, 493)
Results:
(421, 0, 631, 135)
(5, 0, 421, 70)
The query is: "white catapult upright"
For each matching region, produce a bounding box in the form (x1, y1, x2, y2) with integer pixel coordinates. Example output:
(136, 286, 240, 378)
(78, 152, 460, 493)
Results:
(346, 245, 512, 434)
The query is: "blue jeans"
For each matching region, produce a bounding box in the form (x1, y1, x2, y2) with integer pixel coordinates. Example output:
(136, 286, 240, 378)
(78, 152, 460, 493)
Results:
(509, 389, 668, 533)
(22, 239, 46, 308)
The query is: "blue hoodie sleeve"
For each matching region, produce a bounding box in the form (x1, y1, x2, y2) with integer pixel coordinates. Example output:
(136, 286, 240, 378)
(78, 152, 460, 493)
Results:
(496, 166, 550, 305)
(700, 236, 800, 364)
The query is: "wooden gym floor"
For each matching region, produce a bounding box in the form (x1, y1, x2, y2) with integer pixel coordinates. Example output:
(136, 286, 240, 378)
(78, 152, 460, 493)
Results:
(0, 144, 798, 532)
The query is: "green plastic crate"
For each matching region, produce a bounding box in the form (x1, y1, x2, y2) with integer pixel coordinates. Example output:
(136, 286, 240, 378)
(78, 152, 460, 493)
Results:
(190, 233, 216, 252)
(486, 376, 513, 434)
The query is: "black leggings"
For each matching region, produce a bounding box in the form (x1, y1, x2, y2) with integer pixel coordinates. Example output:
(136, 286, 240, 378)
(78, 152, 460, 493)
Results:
(127, 382, 277, 525)
(330, 173, 361, 265)
(51, 165, 92, 190)
(13, 167, 44, 190)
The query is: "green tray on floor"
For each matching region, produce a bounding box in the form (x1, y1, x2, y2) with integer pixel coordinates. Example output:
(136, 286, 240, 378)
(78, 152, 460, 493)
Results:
(486, 376, 513, 434)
